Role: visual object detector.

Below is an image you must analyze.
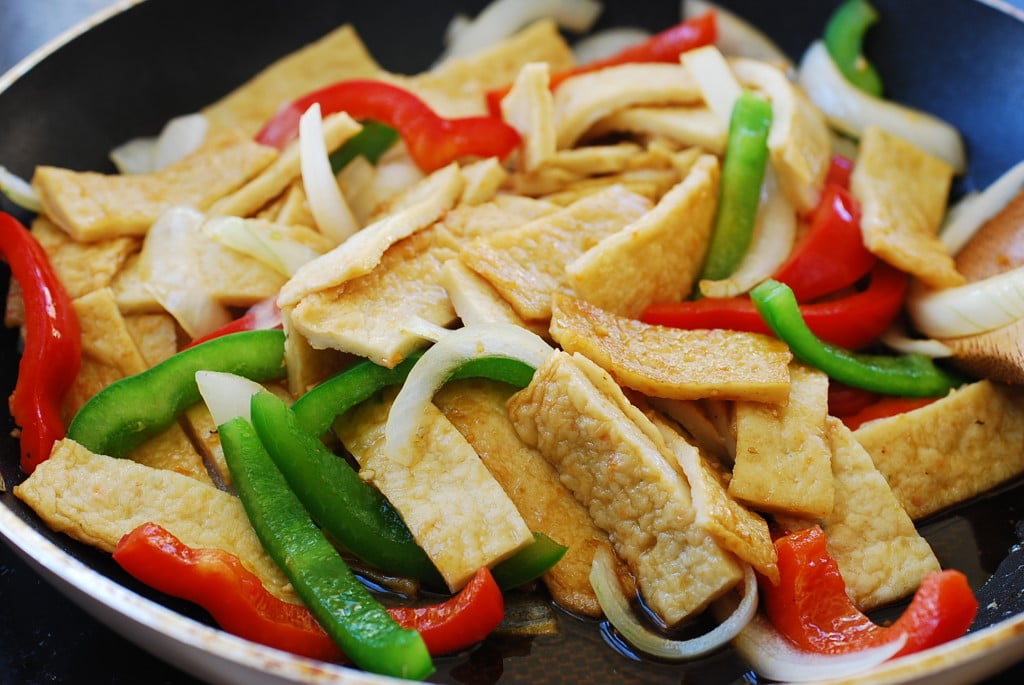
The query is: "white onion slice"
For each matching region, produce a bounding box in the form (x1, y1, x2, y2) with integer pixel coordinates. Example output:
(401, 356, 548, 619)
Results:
(109, 137, 156, 174)
(299, 103, 359, 244)
(681, 45, 744, 125)
(727, 611, 906, 682)
(195, 371, 265, 427)
(153, 113, 209, 170)
(797, 41, 966, 174)
(683, 0, 792, 70)
(384, 323, 554, 467)
(591, 546, 758, 660)
(940, 160, 1024, 255)
(0, 165, 41, 212)
(880, 321, 953, 358)
(138, 206, 232, 338)
(699, 165, 796, 298)
(435, 0, 603, 64)
(572, 27, 651, 65)
(907, 266, 1024, 339)
(203, 216, 321, 276)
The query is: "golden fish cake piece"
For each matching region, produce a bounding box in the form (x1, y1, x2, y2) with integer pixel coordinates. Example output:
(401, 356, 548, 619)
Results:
(33, 131, 277, 242)
(851, 125, 961, 288)
(123, 312, 179, 367)
(652, 412, 778, 584)
(550, 293, 792, 404)
(566, 153, 720, 317)
(14, 439, 295, 603)
(553, 63, 703, 149)
(201, 24, 381, 137)
(508, 351, 743, 626)
(277, 162, 464, 307)
(337, 388, 533, 592)
(729, 364, 834, 518)
(209, 112, 361, 221)
(437, 195, 558, 241)
(501, 62, 557, 172)
(29, 216, 138, 302)
(778, 418, 939, 610)
(288, 226, 459, 368)
(588, 105, 727, 155)
(458, 157, 508, 205)
(538, 166, 686, 206)
(109, 253, 160, 314)
(460, 184, 652, 321)
(440, 260, 548, 338)
(436, 378, 614, 617)
(854, 380, 1024, 520)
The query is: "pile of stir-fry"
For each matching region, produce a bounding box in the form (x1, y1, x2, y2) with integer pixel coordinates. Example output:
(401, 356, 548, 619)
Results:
(4, 0, 1024, 680)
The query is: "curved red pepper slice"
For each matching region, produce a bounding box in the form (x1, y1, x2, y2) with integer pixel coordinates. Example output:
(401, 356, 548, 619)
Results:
(255, 79, 521, 172)
(184, 296, 282, 350)
(762, 526, 977, 657)
(485, 12, 718, 115)
(641, 261, 907, 350)
(840, 394, 938, 430)
(113, 523, 504, 661)
(772, 183, 876, 302)
(1, 211, 81, 473)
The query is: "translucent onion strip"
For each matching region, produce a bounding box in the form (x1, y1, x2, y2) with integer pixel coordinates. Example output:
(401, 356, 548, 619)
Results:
(797, 41, 966, 174)
(203, 216, 321, 277)
(880, 321, 953, 358)
(699, 165, 796, 298)
(0, 165, 41, 212)
(195, 371, 265, 427)
(572, 28, 651, 65)
(681, 45, 744, 125)
(384, 323, 554, 467)
(907, 266, 1024, 339)
(109, 112, 208, 174)
(683, 0, 792, 70)
(437, 0, 603, 64)
(299, 103, 359, 244)
(728, 611, 906, 682)
(940, 160, 1024, 255)
(591, 546, 758, 660)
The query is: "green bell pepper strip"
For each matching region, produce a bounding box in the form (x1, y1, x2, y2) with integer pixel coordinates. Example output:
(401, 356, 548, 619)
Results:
(67, 329, 286, 458)
(490, 532, 567, 590)
(329, 120, 399, 173)
(291, 352, 536, 438)
(823, 0, 884, 97)
(749, 279, 960, 397)
(699, 92, 773, 284)
(219, 415, 434, 680)
(250, 389, 446, 587)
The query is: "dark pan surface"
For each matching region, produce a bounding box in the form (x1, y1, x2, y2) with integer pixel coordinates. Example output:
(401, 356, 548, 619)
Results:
(1, 1, 1024, 683)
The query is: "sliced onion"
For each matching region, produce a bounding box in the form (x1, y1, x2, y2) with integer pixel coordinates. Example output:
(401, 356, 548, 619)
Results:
(109, 137, 156, 174)
(153, 113, 209, 170)
(138, 206, 232, 338)
(399, 316, 452, 343)
(202, 216, 321, 276)
(0, 165, 41, 212)
(683, 0, 792, 70)
(435, 0, 603, 64)
(880, 321, 953, 358)
(591, 546, 758, 660)
(940, 160, 1024, 255)
(726, 611, 907, 682)
(195, 370, 265, 426)
(797, 41, 966, 174)
(907, 266, 1024, 339)
(681, 45, 744, 126)
(299, 103, 359, 244)
(699, 165, 796, 298)
(384, 323, 554, 467)
(572, 27, 651, 65)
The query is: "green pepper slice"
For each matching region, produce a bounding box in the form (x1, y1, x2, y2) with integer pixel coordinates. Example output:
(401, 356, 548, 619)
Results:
(750, 279, 960, 397)
(67, 329, 286, 458)
(824, 0, 884, 97)
(699, 92, 773, 284)
(220, 415, 434, 680)
(329, 120, 399, 173)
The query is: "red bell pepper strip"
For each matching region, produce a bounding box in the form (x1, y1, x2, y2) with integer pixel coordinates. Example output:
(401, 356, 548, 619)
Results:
(840, 395, 938, 430)
(113, 523, 505, 661)
(762, 526, 977, 657)
(255, 80, 521, 172)
(827, 381, 880, 418)
(772, 183, 876, 302)
(825, 153, 855, 190)
(484, 13, 718, 115)
(1, 211, 81, 473)
(184, 296, 282, 349)
(641, 261, 908, 350)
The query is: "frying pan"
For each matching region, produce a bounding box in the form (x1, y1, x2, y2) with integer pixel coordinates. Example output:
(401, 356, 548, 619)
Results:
(1, 1, 1024, 683)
